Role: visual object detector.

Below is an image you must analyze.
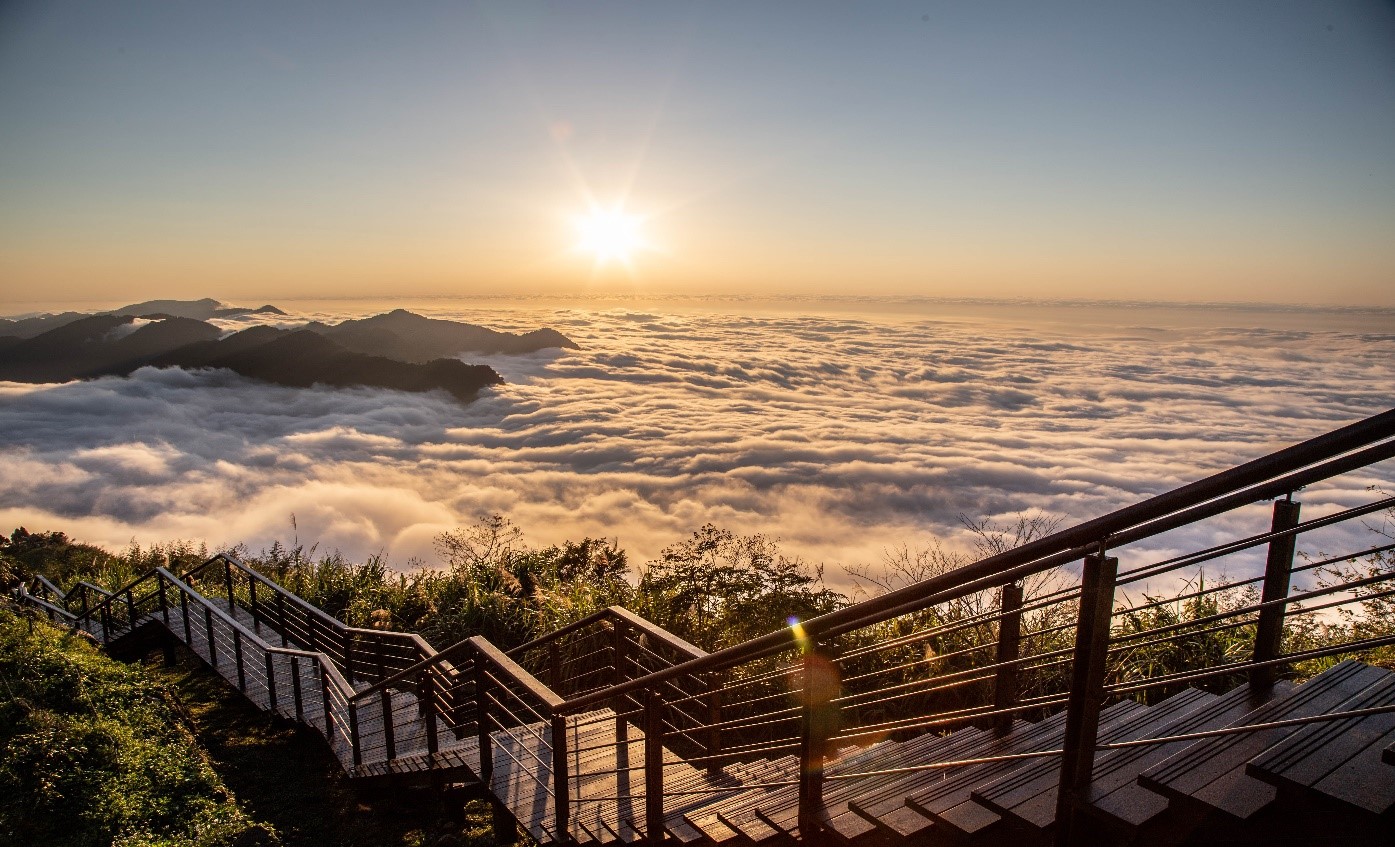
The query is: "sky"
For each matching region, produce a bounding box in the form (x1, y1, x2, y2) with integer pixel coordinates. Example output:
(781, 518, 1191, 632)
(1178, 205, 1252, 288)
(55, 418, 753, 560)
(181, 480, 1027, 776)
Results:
(2, 0, 1394, 307)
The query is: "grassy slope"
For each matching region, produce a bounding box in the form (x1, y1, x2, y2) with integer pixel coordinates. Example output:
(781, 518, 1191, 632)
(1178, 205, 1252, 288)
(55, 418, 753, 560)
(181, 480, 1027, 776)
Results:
(0, 607, 274, 847)
(145, 645, 498, 847)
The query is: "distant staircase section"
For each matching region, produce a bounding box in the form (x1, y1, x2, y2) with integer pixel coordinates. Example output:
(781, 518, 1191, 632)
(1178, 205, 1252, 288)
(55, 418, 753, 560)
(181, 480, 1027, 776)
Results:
(14, 407, 1395, 847)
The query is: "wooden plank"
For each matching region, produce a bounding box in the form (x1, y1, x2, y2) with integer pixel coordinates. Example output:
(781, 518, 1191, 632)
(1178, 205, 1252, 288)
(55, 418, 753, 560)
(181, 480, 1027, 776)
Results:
(822, 725, 990, 843)
(898, 701, 1142, 838)
(1138, 660, 1387, 821)
(1081, 682, 1288, 833)
(1246, 671, 1395, 815)
(669, 758, 789, 844)
(749, 732, 963, 842)
(970, 687, 1216, 834)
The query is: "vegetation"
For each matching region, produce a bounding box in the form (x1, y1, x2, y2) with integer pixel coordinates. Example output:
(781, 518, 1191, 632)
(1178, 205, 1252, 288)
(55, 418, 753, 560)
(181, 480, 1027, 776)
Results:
(0, 604, 274, 847)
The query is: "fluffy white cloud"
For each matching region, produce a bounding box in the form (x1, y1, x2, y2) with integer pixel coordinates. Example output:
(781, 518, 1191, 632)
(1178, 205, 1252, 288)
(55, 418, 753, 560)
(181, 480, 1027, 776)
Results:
(1, 303, 1392, 595)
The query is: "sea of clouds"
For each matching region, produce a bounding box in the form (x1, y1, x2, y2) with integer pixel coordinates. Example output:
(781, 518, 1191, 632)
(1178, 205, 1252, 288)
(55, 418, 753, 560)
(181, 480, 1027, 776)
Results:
(1, 299, 1392, 592)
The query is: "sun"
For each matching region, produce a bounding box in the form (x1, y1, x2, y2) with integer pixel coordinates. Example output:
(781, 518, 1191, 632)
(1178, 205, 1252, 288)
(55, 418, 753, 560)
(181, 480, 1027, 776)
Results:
(574, 207, 647, 266)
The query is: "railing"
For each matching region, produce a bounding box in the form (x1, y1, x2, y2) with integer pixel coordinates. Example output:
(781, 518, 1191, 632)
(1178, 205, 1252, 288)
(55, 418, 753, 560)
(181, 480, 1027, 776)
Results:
(182, 553, 441, 686)
(546, 407, 1395, 847)
(344, 605, 716, 840)
(16, 563, 362, 766)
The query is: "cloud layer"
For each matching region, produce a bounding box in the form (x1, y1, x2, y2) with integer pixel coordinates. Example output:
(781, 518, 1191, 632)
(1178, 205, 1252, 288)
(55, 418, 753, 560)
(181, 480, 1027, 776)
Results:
(2, 303, 1392, 589)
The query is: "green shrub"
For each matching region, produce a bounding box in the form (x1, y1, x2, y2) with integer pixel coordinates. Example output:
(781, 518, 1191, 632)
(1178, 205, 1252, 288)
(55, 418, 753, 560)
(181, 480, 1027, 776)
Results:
(0, 606, 276, 847)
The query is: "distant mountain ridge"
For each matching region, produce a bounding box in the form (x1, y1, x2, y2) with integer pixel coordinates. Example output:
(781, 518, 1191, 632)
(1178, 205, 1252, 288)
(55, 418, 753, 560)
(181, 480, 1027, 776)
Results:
(0, 298, 284, 339)
(0, 301, 577, 400)
(308, 309, 578, 361)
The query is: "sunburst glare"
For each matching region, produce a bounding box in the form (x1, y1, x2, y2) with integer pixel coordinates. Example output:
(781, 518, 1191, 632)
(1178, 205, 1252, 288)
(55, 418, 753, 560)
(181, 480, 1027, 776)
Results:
(573, 206, 649, 268)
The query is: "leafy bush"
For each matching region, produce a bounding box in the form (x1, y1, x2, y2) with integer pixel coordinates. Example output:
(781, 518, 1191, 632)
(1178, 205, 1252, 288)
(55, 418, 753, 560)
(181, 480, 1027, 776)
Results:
(0, 606, 275, 847)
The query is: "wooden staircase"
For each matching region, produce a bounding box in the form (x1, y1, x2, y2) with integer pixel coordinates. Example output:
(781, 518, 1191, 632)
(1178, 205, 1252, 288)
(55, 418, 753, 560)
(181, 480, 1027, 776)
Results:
(14, 407, 1395, 847)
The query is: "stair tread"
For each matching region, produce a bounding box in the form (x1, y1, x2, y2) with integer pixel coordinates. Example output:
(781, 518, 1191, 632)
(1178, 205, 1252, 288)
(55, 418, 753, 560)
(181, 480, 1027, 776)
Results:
(1138, 660, 1390, 821)
(1245, 672, 1395, 815)
(971, 687, 1217, 832)
(885, 701, 1141, 838)
(1084, 681, 1291, 830)
(821, 725, 991, 842)
(742, 732, 961, 841)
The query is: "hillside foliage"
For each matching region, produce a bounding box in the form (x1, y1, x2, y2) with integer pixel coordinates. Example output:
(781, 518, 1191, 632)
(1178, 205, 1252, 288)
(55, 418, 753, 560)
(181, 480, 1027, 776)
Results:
(0, 605, 275, 847)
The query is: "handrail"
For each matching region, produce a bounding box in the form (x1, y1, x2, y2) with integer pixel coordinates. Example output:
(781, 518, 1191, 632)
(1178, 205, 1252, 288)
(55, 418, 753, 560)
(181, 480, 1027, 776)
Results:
(607, 606, 707, 661)
(28, 574, 66, 601)
(505, 608, 613, 657)
(470, 635, 564, 712)
(23, 563, 358, 708)
(71, 579, 114, 598)
(349, 638, 474, 703)
(557, 406, 1395, 714)
(200, 553, 344, 629)
(15, 585, 77, 623)
(353, 605, 705, 704)
(155, 567, 356, 697)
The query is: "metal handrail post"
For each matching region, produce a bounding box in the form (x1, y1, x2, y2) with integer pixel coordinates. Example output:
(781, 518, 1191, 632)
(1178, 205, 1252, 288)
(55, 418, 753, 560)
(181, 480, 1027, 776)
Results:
(1054, 551, 1118, 847)
(644, 688, 665, 846)
(993, 582, 1025, 736)
(1252, 498, 1302, 688)
(552, 712, 570, 844)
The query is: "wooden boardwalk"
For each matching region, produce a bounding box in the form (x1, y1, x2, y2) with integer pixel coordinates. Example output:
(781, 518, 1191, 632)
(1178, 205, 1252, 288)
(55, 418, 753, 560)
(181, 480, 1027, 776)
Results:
(98, 593, 1395, 847)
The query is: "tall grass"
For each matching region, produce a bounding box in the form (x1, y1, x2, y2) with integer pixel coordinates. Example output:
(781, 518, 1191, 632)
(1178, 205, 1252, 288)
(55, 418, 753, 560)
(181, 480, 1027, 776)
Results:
(0, 604, 275, 847)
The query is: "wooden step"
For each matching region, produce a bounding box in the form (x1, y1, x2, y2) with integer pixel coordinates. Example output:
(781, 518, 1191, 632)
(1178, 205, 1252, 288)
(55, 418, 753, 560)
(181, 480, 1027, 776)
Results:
(1137, 660, 1390, 821)
(1245, 671, 1395, 815)
(969, 687, 1217, 837)
(1083, 681, 1291, 833)
(663, 758, 782, 845)
(750, 730, 992, 842)
(708, 736, 903, 837)
(682, 756, 801, 844)
(899, 700, 1144, 840)
(821, 726, 990, 844)
(839, 707, 1102, 844)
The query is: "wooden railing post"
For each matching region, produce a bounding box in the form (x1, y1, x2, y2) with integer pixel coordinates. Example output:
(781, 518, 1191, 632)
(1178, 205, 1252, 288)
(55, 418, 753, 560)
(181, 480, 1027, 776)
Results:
(248, 578, 259, 629)
(552, 712, 570, 844)
(224, 559, 235, 610)
(704, 671, 723, 775)
(291, 656, 305, 721)
(180, 588, 192, 644)
(613, 619, 630, 745)
(276, 592, 289, 646)
(266, 652, 278, 712)
(348, 697, 361, 766)
(233, 628, 247, 691)
(644, 688, 665, 846)
(157, 576, 170, 625)
(381, 688, 396, 761)
(993, 581, 1024, 736)
(548, 641, 561, 691)
(1054, 550, 1118, 847)
(205, 606, 218, 667)
(422, 670, 439, 756)
(1252, 498, 1302, 689)
(797, 642, 836, 844)
(343, 629, 355, 684)
(100, 602, 112, 646)
(475, 656, 493, 785)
